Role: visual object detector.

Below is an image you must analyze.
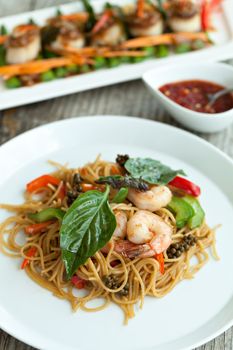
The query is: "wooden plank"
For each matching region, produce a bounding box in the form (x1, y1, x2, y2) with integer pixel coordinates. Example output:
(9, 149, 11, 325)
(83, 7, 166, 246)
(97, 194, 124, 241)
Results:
(0, 1, 233, 350)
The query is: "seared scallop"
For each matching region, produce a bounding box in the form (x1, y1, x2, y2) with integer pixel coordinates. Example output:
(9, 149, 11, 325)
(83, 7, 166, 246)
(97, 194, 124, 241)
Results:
(168, 0, 201, 33)
(90, 17, 126, 47)
(6, 24, 41, 64)
(125, 5, 164, 37)
(47, 19, 85, 50)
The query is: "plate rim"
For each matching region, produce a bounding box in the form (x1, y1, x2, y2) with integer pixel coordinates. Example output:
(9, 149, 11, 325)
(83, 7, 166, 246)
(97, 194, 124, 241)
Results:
(0, 115, 233, 350)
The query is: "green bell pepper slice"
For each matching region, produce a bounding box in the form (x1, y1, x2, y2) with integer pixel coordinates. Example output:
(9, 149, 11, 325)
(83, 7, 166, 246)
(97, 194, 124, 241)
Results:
(112, 188, 128, 204)
(28, 208, 65, 222)
(183, 196, 205, 229)
(168, 196, 194, 228)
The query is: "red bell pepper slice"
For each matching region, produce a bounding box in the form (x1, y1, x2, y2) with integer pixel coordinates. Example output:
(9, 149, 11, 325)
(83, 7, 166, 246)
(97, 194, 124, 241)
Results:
(21, 247, 37, 269)
(24, 220, 54, 235)
(155, 253, 165, 275)
(26, 174, 61, 192)
(169, 176, 201, 197)
(71, 275, 86, 289)
(201, 0, 211, 31)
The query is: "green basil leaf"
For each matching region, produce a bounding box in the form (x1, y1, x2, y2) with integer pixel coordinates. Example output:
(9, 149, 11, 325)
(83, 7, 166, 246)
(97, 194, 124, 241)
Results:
(125, 157, 186, 185)
(112, 187, 128, 203)
(60, 186, 116, 279)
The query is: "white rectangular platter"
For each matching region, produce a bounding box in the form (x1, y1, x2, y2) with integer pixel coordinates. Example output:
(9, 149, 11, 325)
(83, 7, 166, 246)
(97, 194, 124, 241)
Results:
(0, 0, 233, 110)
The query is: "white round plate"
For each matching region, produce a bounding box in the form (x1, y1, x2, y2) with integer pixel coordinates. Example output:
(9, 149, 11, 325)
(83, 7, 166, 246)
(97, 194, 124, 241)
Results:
(0, 116, 233, 350)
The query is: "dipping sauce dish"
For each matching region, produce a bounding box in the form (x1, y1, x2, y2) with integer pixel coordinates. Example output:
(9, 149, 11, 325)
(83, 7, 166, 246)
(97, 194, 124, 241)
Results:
(159, 80, 233, 114)
(143, 62, 233, 133)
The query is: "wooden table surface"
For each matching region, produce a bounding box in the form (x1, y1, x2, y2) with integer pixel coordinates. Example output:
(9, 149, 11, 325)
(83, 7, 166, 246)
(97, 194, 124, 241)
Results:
(0, 1, 233, 349)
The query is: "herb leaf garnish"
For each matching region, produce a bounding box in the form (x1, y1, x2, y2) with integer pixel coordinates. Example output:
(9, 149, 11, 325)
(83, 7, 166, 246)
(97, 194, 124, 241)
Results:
(60, 186, 116, 279)
(96, 175, 149, 191)
(125, 158, 185, 185)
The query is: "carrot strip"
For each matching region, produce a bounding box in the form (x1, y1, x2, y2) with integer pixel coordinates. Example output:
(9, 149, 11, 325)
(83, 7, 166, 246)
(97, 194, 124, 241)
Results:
(58, 12, 89, 22)
(155, 253, 165, 275)
(0, 35, 8, 45)
(25, 221, 54, 235)
(80, 183, 99, 192)
(15, 24, 38, 32)
(121, 32, 209, 49)
(102, 50, 146, 58)
(137, 0, 145, 17)
(21, 247, 37, 269)
(0, 58, 74, 76)
(92, 10, 112, 34)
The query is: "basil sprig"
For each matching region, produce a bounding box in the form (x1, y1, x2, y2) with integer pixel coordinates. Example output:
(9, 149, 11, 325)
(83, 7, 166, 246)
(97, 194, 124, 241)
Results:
(125, 157, 185, 185)
(60, 186, 116, 279)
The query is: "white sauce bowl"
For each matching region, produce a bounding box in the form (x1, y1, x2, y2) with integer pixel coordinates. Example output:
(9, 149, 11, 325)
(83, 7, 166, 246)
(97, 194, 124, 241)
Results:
(142, 62, 233, 133)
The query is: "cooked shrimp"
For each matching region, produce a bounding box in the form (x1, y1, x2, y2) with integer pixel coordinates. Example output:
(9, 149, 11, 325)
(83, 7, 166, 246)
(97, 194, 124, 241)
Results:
(102, 210, 172, 259)
(6, 24, 41, 64)
(113, 211, 127, 239)
(127, 185, 172, 212)
(127, 210, 172, 251)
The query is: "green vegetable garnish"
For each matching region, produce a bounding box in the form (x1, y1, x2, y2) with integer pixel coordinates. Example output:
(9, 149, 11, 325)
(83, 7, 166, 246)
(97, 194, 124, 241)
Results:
(120, 56, 131, 64)
(56, 8, 63, 16)
(183, 196, 205, 229)
(156, 45, 169, 58)
(54, 67, 68, 78)
(175, 43, 191, 54)
(168, 196, 194, 228)
(60, 186, 116, 279)
(40, 70, 56, 82)
(67, 64, 79, 73)
(28, 208, 65, 222)
(93, 57, 107, 70)
(28, 18, 36, 25)
(0, 24, 7, 35)
(80, 64, 91, 73)
(125, 157, 185, 185)
(131, 56, 146, 64)
(108, 57, 121, 68)
(96, 175, 149, 191)
(112, 188, 128, 204)
(5, 76, 21, 89)
(0, 45, 6, 66)
(42, 49, 58, 58)
(192, 39, 205, 50)
(81, 0, 96, 31)
(143, 46, 155, 57)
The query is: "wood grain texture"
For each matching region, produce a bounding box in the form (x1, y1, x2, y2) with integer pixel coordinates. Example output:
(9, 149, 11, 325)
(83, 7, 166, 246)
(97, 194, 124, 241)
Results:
(0, 1, 233, 350)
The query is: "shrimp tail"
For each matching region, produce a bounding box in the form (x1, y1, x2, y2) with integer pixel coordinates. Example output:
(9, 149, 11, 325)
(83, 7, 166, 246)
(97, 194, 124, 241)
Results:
(114, 240, 152, 258)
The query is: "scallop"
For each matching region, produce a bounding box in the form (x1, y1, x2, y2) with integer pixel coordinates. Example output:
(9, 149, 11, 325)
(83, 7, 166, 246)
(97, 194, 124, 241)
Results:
(168, 13, 201, 33)
(6, 25, 41, 64)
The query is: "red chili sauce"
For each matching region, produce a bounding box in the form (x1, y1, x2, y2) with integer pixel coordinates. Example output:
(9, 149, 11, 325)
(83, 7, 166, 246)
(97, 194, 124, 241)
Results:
(159, 80, 233, 114)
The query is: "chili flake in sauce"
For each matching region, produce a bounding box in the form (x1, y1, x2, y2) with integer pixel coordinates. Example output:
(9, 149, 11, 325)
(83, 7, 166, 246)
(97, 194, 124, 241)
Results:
(159, 80, 233, 114)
